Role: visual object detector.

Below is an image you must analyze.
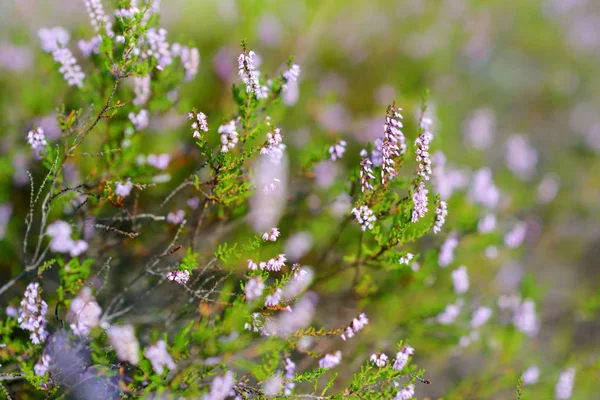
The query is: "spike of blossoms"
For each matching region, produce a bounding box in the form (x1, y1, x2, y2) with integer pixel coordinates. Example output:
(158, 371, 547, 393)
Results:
(238, 50, 261, 95)
(189, 111, 209, 139)
(144, 340, 177, 374)
(83, 0, 114, 36)
(38, 28, 85, 88)
(359, 156, 376, 193)
(218, 120, 239, 153)
(133, 76, 151, 106)
(284, 358, 296, 395)
(260, 128, 286, 165)
(381, 105, 406, 183)
(245, 277, 265, 301)
(414, 130, 433, 181)
(351, 205, 376, 231)
(393, 344, 414, 371)
(18, 282, 49, 344)
(282, 64, 301, 90)
(341, 313, 369, 340)
(411, 181, 429, 223)
(319, 351, 342, 369)
(433, 200, 448, 234)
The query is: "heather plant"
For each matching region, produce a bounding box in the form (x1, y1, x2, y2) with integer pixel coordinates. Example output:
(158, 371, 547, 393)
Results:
(0, 1, 598, 400)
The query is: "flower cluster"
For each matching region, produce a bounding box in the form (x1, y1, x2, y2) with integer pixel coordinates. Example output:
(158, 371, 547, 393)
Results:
(392, 344, 414, 371)
(129, 109, 149, 130)
(329, 140, 347, 161)
(238, 50, 261, 95)
(46, 220, 88, 257)
(319, 351, 342, 369)
(260, 128, 285, 164)
(351, 205, 376, 231)
(167, 209, 185, 224)
(433, 200, 448, 234)
(189, 110, 209, 139)
(283, 64, 301, 88)
(245, 277, 265, 301)
(107, 324, 140, 365)
(147, 153, 170, 170)
(218, 120, 239, 153)
(414, 130, 433, 181)
(359, 157, 376, 193)
(167, 269, 190, 285)
(264, 288, 283, 307)
(145, 28, 173, 70)
(133, 76, 151, 106)
(83, 0, 113, 36)
(18, 282, 49, 344)
(26, 127, 47, 151)
(144, 340, 177, 374)
(52, 47, 86, 88)
(284, 358, 296, 395)
(381, 105, 405, 183)
(451, 265, 469, 294)
(439, 232, 458, 267)
(262, 228, 281, 242)
(411, 181, 429, 223)
(341, 313, 369, 340)
(395, 384, 415, 400)
(78, 35, 101, 58)
(34, 354, 51, 376)
(370, 352, 388, 367)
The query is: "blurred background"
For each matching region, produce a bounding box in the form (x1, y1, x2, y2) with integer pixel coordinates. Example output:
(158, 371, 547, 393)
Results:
(1, 0, 600, 398)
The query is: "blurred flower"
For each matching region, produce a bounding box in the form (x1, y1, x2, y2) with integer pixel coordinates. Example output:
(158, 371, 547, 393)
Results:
(68, 287, 101, 336)
(513, 298, 539, 337)
(463, 108, 496, 150)
(431, 151, 470, 200)
(34, 354, 51, 376)
(285, 232, 314, 261)
(133, 76, 151, 106)
(115, 180, 133, 197)
(505, 135, 538, 181)
(470, 306, 492, 328)
(144, 340, 177, 374)
(83, 0, 113, 36)
(393, 345, 414, 371)
(107, 324, 140, 365)
(329, 140, 347, 161)
(147, 153, 170, 170)
(522, 365, 540, 385)
(468, 168, 500, 209)
(167, 210, 185, 224)
(437, 301, 462, 324)
(129, 109, 149, 130)
(452, 266, 469, 294)
(478, 213, 497, 233)
(555, 368, 575, 400)
(319, 351, 342, 369)
(204, 371, 235, 400)
(0, 43, 33, 71)
(395, 384, 415, 400)
(262, 227, 281, 242)
(537, 173, 560, 204)
(341, 313, 369, 340)
(245, 277, 265, 301)
(399, 253, 414, 265)
(78, 35, 101, 58)
(439, 232, 458, 267)
(257, 13, 282, 47)
(504, 222, 527, 248)
(264, 288, 283, 307)
(433, 200, 448, 234)
(284, 358, 296, 395)
(38, 27, 70, 53)
(0, 203, 12, 240)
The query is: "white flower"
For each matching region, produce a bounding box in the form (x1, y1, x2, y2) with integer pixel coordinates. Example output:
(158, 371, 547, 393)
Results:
(381, 105, 405, 183)
(238, 50, 261, 95)
(262, 227, 280, 242)
(107, 324, 140, 365)
(359, 157, 376, 193)
(83, 0, 113, 36)
(144, 340, 177, 374)
(167, 270, 190, 285)
(329, 140, 347, 161)
(555, 368, 575, 400)
(18, 282, 48, 344)
(399, 253, 414, 265)
(203, 371, 235, 400)
(351, 205, 376, 231)
(521, 365, 540, 385)
(433, 200, 448, 234)
(451, 266, 469, 294)
(68, 287, 101, 336)
(115, 180, 133, 197)
(263, 374, 283, 396)
(319, 351, 342, 369)
(245, 277, 265, 301)
(218, 120, 239, 153)
(392, 345, 414, 371)
(27, 127, 47, 151)
(264, 288, 283, 307)
(370, 352, 388, 367)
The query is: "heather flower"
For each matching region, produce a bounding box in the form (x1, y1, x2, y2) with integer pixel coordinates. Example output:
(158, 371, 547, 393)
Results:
(133, 76, 151, 106)
(245, 277, 265, 301)
(53, 48, 84, 89)
(477, 213, 496, 233)
(381, 105, 405, 183)
(147, 153, 170, 170)
(26, 127, 47, 151)
(555, 368, 575, 400)
(167, 210, 185, 224)
(392, 345, 414, 371)
(351, 205, 376, 231)
(468, 168, 500, 209)
(247, 259, 258, 271)
(329, 140, 347, 161)
(18, 282, 49, 344)
(395, 384, 415, 400)
(262, 227, 280, 242)
(439, 232, 458, 267)
(71, 239, 89, 257)
(513, 299, 539, 337)
(78, 35, 101, 58)
(46, 220, 72, 253)
(319, 351, 342, 369)
(537, 173, 560, 204)
(263, 374, 283, 396)
(399, 253, 414, 265)
(129, 109, 149, 130)
(115, 180, 133, 197)
(284, 357, 296, 395)
(283, 266, 313, 299)
(411, 181, 429, 223)
(114, 5, 140, 19)
(283, 64, 301, 88)
(187, 196, 200, 209)
(167, 270, 190, 285)
(264, 288, 283, 307)
(179, 46, 200, 81)
(238, 50, 261, 95)
(34, 354, 51, 376)
(38, 27, 70, 53)
(485, 245, 498, 259)
(463, 108, 496, 150)
(414, 130, 433, 181)
(433, 200, 448, 234)
(262, 253, 287, 271)
(107, 324, 140, 365)
(83, 0, 113, 36)
(431, 151, 470, 200)
(204, 371, 235, 400)
(218, 120, 239, 153)
(190, 111, 209, 139)
(341, 313, 368, 340)
(504, 222, 527, 248)
(144, 340, 177, 374)
(145, 28, 173, 70)
(359, 156, 376, 193)
(284, 232, 313, 261)
(68, 287, 101, 336)
(470, 306, 492, 328)
(6, 305, 18, 318)
(370, 352, 388, 367)
(452, 266, 469, 294)
(522, 365, 540, 385)
(505, 135, 537, 181)
(260, 128, 286, 165)
(437, 302, 462, 324)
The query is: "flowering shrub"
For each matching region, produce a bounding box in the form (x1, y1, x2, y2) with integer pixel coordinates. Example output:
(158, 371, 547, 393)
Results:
(0, 1, 598, 399)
